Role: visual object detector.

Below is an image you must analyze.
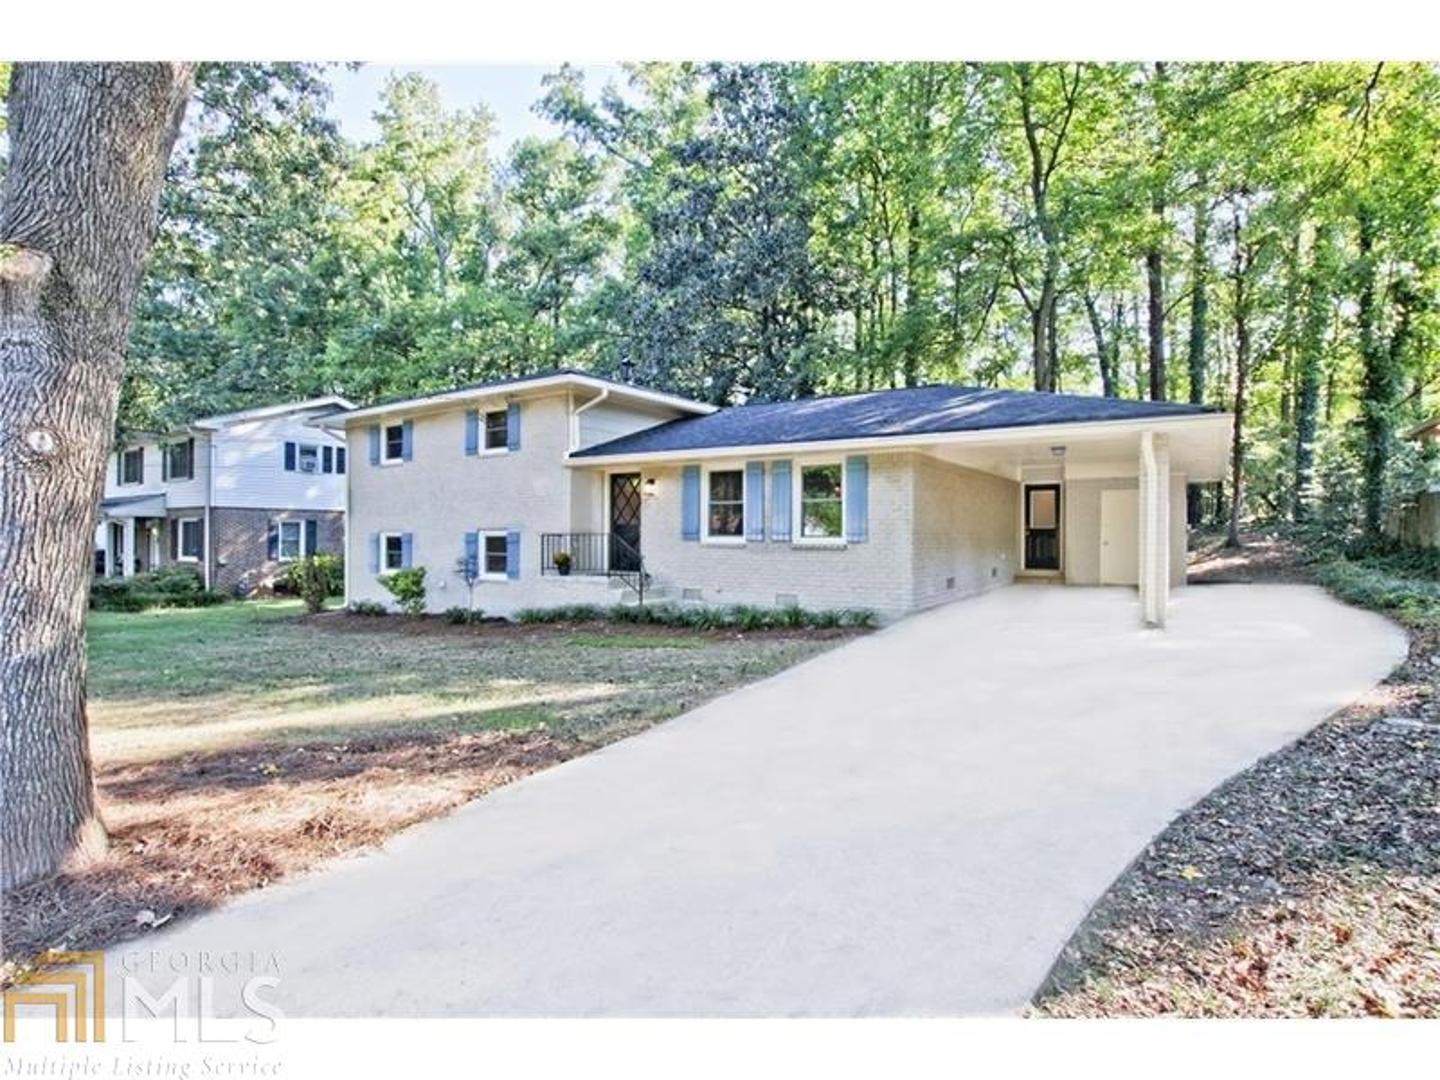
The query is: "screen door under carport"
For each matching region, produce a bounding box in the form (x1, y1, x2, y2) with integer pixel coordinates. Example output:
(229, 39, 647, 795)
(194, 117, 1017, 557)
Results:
(1100, 488, 1139, 585)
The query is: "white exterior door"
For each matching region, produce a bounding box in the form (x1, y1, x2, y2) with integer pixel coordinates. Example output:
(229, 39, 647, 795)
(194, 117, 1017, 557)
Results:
(1100, 488, 1139, 586)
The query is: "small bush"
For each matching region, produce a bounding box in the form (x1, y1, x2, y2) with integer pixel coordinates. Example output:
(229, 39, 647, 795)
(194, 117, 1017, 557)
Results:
(510, 601, 876, 630)
(347, 599, 389, 616)
(378, 566, 427, 616)
(286, 554, 343, 614)
(444, 606, 487, 625)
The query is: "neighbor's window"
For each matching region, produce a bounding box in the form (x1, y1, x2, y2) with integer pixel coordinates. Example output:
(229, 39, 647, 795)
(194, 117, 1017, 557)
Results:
(336, 447, 347, 474)
(298, 443, 319, 473)
(799, 463, 844, 540)
(484, 409, 509, 451)
(278, 520, 303, 560)
(706, 469, 744, 539)
(120, 447, 144, 485)
(383, 423, 405, 462)
(179, 518, 203, 561)
(164, 439, 194, 481)
(383, 532, 405, 571)
(482, 532, 508, 578)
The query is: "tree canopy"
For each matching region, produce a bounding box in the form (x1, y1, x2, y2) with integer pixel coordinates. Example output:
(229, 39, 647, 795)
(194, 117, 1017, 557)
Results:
(118, 61, 1440, 546)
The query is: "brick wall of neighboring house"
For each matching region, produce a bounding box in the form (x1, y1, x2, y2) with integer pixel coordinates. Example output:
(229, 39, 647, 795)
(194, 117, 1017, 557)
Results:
(210, 507, 345, 595)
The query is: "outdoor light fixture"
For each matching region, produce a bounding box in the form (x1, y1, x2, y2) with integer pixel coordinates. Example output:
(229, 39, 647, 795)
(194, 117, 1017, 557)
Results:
(1050, 445, 1067, 458)
(642, 476, 658, 499)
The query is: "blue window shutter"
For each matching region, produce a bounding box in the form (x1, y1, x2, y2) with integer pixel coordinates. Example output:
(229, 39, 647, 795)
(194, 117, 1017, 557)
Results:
(845, 455, 870, 543)
(169, 521, 179, 561)
(322, 446, 333, 473)
(368, 532, 380, 574)
(304, 519, 318, 555)
(267, 521, 279, 561)
(464, 531, 479, 578)
(464, 409, 479, 456)
(368, 425, 380, 466)
(507, 402, 521, 451)
(401, 420, 414, 461)
(505, 530, 520, 579)
(283, 441, 296, 471)
(337, 447, 347, 474)
(400, 532, 414, 569)
(744, 462, 765, 542)
(115, 453, 122, 485)
(681, 465, 701, 541)
(770, 460, 792, 542)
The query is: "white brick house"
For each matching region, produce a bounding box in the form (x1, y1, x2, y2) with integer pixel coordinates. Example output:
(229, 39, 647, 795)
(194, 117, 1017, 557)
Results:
(97, 397, 352, 594)
(330, 371, 1231, 626)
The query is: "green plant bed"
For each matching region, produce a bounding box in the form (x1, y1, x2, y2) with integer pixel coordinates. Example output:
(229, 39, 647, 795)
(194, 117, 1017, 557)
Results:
(1316, 558, 1440, 626)
(90, 566, 227, 612)
(514, 602, 875, 631)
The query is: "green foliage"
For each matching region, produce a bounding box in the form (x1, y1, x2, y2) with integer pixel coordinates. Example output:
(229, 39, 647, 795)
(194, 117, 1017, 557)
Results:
(283, 553, 343, 613)
(444, 606, 488, 624)
(1316, 558, 1440, 626)
(90, 567, 227, 612)
(346, 600, 388, 616)
(512, 602, 874, 630)
(378, 566, 427, 615)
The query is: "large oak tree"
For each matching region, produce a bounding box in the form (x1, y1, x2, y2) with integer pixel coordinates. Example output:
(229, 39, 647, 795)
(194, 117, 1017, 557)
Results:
(1, 63, 193, 889)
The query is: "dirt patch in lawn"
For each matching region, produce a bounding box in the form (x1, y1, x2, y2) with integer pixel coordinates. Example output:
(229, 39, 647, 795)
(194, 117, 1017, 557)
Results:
(2, 729, 579, 971)
(1034, 532, 1440, 1017)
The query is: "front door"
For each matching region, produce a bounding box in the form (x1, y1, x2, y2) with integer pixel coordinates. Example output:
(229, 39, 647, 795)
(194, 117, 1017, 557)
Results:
(1024, 484, 1061, 572)
(1100, 488, 1139, 585)
(609, 473, 642, 573)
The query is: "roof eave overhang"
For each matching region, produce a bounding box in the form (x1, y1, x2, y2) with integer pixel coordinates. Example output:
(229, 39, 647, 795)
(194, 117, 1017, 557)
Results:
(332, 375, 715, 427)
(567, 411, 1234, 469)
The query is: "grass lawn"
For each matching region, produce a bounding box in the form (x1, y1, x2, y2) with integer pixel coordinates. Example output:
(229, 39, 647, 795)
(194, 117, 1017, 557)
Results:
(4, 601, 853, 967)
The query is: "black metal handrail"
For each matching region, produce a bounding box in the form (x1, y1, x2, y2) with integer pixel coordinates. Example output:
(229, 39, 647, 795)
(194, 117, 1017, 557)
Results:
(540, 532, 647, 604)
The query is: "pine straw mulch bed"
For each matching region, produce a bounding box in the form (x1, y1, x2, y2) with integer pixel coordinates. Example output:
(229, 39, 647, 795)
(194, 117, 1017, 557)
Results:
(1033, 533, 1440, 1017)
(1, 728, 580, 976)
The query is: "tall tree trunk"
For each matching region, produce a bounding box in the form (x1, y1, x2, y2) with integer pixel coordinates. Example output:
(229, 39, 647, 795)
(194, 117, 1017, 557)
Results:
(1186, 196, 1210, 524)
(1357, 203, 1399, 547)
(1226, 207, 1250, 549)
(0, 63, 193, 891)
(1293, 227, 1329, 523)
(1084, 292, 1118, 398)
(1145, 62, 1168, 402)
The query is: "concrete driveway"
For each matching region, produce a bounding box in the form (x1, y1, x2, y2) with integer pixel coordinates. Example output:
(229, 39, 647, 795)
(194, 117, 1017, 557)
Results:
(113, 584, 1404, 1017)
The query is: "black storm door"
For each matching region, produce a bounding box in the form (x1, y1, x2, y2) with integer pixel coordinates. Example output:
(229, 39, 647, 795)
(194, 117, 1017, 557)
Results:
(1024, 484, 1061, 571)
(609, 473, 642, 572)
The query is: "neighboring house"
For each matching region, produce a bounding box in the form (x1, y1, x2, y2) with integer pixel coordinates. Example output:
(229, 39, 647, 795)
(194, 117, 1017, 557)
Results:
(331, 370, 1231, 627)
(1387, 416, 1440, 548)
(96, 396, 353, 594)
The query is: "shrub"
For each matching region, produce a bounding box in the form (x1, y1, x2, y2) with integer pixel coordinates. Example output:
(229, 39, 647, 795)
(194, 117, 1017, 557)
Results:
(347, 599, 388, 616)
(286, 554, 343, 614)
(444, 606, 487, 625)
(378, 566, 427, 615)
(510, 601, 877, 631)
(89, 566, 227, 612)
(1316, 558, 1440, 626)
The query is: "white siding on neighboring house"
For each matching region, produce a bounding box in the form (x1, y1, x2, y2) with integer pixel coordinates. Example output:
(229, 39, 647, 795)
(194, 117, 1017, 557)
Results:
(103, 433, 211, 508)
(209, 415, 346, 511)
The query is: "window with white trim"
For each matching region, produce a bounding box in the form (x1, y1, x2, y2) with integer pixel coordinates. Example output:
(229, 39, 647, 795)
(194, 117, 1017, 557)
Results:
(383, 424, 405, 463)
(705, 468, 745, 540)
(797, 462, 845, 541)
(178, 517, 204, 562)
(480, 531, 508, 580)
(297, 443, 320, 473)
(382, 532, 406, 571)
(120, 447, 144, 485)
(483, 410, 509, 451)
(278, 520, 303, 561)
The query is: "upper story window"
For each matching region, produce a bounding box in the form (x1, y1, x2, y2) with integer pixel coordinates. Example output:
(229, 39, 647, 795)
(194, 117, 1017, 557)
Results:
(336, 447, 347, 474)
(384, 423, 406, 463)
(484, 410, 509, 451)
(705, 469, 744, 540)
(119, 447, 144, 485)
(798, 463, 844, 540)
(163, 438, 194, 482)
(298, 444, 320, 474)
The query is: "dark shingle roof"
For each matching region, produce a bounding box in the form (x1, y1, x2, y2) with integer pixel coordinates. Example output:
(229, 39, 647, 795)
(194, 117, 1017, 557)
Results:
(573, 384, 1216, 458)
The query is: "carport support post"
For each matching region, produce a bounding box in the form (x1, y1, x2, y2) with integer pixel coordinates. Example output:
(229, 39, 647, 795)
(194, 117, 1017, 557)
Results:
(1139, 430, 1171, 628)
(122, 517, 137, 579)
